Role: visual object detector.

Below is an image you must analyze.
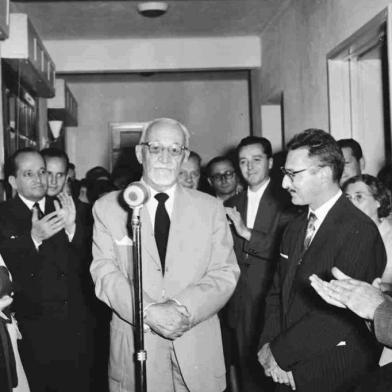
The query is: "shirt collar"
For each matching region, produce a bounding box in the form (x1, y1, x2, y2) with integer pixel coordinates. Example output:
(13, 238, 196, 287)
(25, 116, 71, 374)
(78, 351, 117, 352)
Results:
(18, 193, 46, 211)
(309, 189, 342, 222)
(247, 177, 270, 199)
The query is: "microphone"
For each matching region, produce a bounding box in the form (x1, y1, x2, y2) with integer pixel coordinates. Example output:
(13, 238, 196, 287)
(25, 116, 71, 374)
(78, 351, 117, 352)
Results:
(123, 181, 150, 208)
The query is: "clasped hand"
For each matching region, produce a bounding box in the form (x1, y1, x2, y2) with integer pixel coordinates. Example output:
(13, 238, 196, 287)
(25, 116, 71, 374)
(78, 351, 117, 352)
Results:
(144, 299, 191, 340)
(258, 343, 296, 390)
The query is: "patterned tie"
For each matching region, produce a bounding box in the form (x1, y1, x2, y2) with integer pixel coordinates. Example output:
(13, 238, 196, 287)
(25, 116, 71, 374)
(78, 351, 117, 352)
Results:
(33, 202, 44, 220)
(303, 212, 317, 251)
(154, 193, 170, 273)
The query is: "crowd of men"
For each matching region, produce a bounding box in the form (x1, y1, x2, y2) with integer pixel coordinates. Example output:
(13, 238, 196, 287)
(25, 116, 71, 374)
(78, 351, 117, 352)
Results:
(1, 119, 392, 392)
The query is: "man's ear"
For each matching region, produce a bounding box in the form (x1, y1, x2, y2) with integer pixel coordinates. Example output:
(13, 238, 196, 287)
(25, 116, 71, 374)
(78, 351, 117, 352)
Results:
(135, 145, 143, 164)
(268, 157, 273, 171)
(207, 177, 213, 187)
(360, 157, 365, 171)
(8, 176, 17, 191)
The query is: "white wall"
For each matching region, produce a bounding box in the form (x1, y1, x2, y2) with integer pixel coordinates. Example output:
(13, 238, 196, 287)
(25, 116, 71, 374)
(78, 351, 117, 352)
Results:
(64, 71, 250, 177)
(46, 36, 261, 73)
(260, 0, 392, 141)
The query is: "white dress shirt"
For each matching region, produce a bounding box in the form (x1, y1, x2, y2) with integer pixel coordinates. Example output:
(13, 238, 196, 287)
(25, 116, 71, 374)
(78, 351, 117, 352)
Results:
(145, 183, 177, 230)
(246, 178, 270, 229)
(307, 189, 342, 243)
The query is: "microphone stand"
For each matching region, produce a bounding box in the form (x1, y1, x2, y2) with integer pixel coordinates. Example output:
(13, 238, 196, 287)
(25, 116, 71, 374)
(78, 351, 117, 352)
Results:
(129, 206, 147, 392)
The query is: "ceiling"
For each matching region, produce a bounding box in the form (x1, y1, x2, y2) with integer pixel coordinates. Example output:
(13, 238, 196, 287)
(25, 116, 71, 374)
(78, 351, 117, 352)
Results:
(10, 0, 289, 40)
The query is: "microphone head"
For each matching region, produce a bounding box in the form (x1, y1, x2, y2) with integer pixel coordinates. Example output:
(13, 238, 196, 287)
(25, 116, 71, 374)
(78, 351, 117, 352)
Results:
(123, 181, 150, 208)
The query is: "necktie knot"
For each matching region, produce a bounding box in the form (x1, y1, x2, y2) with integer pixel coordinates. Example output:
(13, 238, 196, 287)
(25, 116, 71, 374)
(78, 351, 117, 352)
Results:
(155, 193, 169, 204)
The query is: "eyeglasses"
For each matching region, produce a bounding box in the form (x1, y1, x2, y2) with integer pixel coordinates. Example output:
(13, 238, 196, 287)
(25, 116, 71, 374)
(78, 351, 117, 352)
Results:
(345, 192, 374, 203)
(140, 142, 187, 157)
(280, 167, 310, 181)
(210, 170, 235, 182)
(280, 165, 325, 181)
(179, 171, 200, 180)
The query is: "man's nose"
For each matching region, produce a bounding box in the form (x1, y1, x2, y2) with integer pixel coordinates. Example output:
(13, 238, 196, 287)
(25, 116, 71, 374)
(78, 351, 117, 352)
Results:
(48, 174, 56, 185)
(159, 147, 170, 163)
(282, 174, 290, 189)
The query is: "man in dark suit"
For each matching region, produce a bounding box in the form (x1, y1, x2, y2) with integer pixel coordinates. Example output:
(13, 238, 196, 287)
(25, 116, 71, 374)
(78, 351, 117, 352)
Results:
(224, 136, 292, 392)
(0, 148, 89, 392)
(258, 129, 386, 392)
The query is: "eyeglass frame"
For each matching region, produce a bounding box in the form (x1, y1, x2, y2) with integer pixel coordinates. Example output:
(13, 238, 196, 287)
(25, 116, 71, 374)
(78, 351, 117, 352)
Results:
(139, 141, 188, 157)
(209, 170, 236, 182)
(280, 165, 324, 182)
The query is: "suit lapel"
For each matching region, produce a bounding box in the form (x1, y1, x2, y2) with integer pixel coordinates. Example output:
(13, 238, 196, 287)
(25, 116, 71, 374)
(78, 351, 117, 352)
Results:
(281, 212, 308, 311)
(253, 184, 275, 232)
(165, 186, 194, 273)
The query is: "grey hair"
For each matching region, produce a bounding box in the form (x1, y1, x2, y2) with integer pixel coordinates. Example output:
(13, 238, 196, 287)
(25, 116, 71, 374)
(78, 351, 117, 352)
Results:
(139, 118, 190, 148)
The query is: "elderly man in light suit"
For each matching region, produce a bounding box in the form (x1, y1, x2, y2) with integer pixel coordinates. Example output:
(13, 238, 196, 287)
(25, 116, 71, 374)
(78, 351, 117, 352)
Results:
(91, 118, 239, 392)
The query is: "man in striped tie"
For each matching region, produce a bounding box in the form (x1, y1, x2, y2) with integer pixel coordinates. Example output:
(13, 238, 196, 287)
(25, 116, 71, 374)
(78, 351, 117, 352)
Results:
(257, 129, 386, 392)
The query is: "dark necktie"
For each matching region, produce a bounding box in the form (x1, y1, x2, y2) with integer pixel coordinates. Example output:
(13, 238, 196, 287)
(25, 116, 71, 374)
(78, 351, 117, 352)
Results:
(33, 202, 44, 220)
(154, 193, 170, 272)
(303, 212, 317, 251)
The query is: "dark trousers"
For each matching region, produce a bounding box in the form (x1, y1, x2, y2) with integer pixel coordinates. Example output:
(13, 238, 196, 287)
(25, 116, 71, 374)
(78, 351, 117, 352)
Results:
(19, 319, 91, 392)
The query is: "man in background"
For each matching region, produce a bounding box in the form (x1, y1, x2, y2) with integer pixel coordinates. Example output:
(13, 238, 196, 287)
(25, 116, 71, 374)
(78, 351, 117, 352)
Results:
(207, 156, 239, 201)
(178, 150, 202, 190)
(337, 138, 365, 186)
(225, 136, 292, 392)
(41, 147, 69, 197)
(91, 118, 239, 392)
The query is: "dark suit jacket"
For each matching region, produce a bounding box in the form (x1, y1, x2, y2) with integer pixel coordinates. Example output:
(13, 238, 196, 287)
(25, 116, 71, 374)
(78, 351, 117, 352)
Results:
(225, 183, 293, 330)
(0, 195, 87, 365)
(259, 194, 386, 392)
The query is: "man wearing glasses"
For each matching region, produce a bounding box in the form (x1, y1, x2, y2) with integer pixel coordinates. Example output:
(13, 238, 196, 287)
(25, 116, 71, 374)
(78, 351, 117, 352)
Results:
(206, 156, 240, 201)
(258, 129, 386, 392)
(223, 136, 292, 392)
(90, 118, 239, 392)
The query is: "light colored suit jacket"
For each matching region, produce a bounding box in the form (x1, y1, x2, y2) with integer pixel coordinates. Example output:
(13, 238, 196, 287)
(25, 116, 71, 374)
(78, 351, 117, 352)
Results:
(91, 186, 239, 392)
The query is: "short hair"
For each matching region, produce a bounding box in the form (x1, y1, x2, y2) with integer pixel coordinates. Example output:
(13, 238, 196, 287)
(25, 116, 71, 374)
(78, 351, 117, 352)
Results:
(85, 166, 111, 182)
(139, 118, 190, 148)
(337, 138, 363, 161)
(7, 147, 42, 177)
(68, 162, 75, 170)
(342, 174, 392, 219)
(287, 129, 344, 183)
(206, 156, 235, 178)
(237, 136, 272, 158)
(188, 151, 202, 168)
(40, 147, 69, 170)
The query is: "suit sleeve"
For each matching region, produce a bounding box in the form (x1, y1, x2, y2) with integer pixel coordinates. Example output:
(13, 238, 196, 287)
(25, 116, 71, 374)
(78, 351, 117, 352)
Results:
(374, 296, 392, 347)
(90, 199, 156, 325)
(271, 222, 386, 370)
(258, 259, 283, 348)
(243, 209, 293, 260)
(0, 213, 38, 271)
(175, 200, 240, 326)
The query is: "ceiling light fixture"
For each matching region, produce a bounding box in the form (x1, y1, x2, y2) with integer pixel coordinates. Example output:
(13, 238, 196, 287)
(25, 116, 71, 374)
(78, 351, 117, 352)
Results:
(137, 2, 169, 18)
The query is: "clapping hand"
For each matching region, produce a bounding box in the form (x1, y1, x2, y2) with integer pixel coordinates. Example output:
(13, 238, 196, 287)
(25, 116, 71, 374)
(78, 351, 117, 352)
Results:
(144, 299, 191, 340)
(31, 206, 66, 242)
(309, 267, 385, 320)
(225, 207, 251, 241)
(57, 192, 76, 233)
